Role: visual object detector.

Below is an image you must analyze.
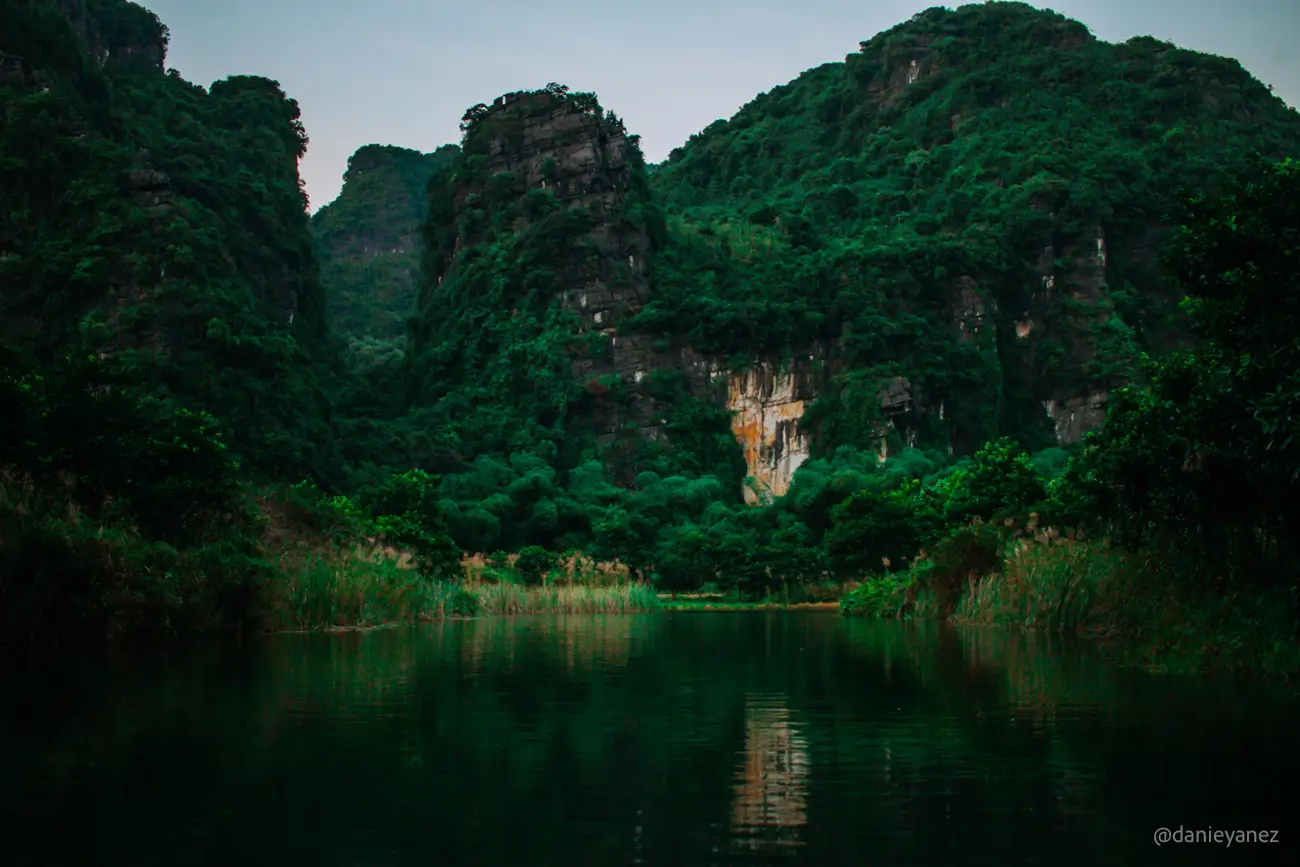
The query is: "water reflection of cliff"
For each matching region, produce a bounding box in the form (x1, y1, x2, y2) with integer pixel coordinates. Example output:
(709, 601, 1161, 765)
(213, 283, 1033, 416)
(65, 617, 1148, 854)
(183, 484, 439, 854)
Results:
(730, 696, 809, 851)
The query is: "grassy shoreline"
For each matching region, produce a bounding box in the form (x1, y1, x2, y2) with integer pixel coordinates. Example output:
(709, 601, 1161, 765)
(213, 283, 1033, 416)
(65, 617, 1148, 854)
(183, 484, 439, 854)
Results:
(839, 527, 1300, 678)
(11, 467, 1293, 676)
(257, 541, 662, 633)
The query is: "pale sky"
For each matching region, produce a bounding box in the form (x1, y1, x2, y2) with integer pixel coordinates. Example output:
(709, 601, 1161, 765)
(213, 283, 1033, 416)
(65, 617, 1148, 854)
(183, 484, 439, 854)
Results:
(138, 0, 1300, 212)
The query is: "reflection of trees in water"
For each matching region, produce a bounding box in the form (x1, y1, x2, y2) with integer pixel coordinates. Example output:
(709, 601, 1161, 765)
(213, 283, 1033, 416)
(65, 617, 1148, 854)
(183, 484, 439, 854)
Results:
(835, 621, 1126, 826)
(453, 614, 655, 675)
(730, 695, 809, 851)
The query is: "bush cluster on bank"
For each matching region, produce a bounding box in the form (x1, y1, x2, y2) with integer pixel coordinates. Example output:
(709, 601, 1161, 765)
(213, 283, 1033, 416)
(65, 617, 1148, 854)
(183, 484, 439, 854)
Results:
(841, 160, 1300, 675)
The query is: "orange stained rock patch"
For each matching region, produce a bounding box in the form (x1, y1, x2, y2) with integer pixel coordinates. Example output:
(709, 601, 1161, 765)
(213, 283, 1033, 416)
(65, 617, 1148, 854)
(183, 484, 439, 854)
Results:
(728, 367, 809, 504)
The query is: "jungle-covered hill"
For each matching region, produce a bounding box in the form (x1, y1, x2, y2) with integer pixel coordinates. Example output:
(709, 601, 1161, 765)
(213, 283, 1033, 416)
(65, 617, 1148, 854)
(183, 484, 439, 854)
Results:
(3, 0, 1300, 650)
(642, 2, 1300, 454)
(5, 0, 1300, 516)
(0, 0, 341, 484)
(319, 2, 1300, 482)
(311, 143, 459, 341)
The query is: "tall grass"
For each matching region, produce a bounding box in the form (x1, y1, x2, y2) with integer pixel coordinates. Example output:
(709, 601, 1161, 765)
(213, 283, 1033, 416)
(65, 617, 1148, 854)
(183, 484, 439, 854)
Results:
(841, 522, 1300, 677)
(455, 550, 660, 614)
(462, 551, 632, 586)
(4, 472, 662, 642)
(953, 532, 1138, 631)
(262, 544, 661, 630)
(470, 582, 662, 615)
(260, 548, 479, 631)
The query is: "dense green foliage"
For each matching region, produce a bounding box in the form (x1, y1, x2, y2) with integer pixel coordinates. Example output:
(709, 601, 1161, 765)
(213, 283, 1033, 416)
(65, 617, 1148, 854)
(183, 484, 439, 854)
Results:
(0, 345, 265, 643)
(648, 2, 1300, 453)
(4, 0, 1300, 661)
(355, 3, 1300, 606)
(842, 158, 1300, 671)
(1062, 158, 1300, 585)
(0, 0, 453, 642)
(0, 0, 340, 485)
(311, 143, 459, 340)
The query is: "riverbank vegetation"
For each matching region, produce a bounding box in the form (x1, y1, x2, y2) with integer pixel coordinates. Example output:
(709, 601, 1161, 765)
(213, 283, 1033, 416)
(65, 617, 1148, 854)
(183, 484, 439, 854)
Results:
(841, 158, 1300, 677)
(2, 1, 1298, 676)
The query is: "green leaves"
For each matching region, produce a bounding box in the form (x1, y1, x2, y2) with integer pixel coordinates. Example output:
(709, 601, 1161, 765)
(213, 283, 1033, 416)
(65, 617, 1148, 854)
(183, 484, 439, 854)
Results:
(357, 470, 462, 579)
(941, 437, 1049, 524)
(825, 486, 927, 578)
(1057, 160, 1300, 586)
(513, 546, 559, 585)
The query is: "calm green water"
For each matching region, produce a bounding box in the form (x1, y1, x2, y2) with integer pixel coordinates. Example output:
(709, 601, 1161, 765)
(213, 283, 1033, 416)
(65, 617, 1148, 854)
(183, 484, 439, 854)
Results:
(2, 613, 1297, 866)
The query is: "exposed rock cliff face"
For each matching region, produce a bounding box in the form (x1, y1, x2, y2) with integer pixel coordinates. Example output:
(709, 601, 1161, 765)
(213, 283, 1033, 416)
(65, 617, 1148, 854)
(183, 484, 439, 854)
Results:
(722, 359, 920, 501)
(412, 88, 681, 458)
(474, 90, 658, 407)
(58, 0, 168, 71)
(728, 365, 813, 504)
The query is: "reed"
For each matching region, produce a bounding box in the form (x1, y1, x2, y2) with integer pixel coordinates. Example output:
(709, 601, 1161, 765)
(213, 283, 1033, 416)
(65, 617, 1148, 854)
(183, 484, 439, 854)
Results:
(952, 532, 1137, 631)
(260, 546, 478, 631)
(841, 524, 1300, 677)
(468, 581, 662, 615)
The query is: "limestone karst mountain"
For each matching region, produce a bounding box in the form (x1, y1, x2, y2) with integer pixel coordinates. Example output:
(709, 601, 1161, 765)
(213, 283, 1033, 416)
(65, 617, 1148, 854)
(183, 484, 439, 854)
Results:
(0, 0, 340, 482)
(386, 5, 1300, 500)
(312, 144, 460, 340)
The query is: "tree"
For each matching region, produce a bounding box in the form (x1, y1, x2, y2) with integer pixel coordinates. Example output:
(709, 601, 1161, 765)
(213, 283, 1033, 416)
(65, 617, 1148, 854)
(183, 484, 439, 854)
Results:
(358, 470, 462, 579)
(514, 546, 559, 585)
(825, 487, 927, 578)
(459, 103, 489, 133)
(1063, 159, 1300, 585)
(941, 437, 1048, 524)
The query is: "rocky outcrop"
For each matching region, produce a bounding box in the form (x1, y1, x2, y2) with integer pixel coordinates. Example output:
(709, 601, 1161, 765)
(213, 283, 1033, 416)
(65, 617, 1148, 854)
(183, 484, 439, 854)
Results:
(1043, 390, 1108, 444)
(478, 91, 654, 352)
(1031, 226, 1123, 429)
(0, 50, 53, 90)
(422, 89, 670, 443)
(124, 153, 170, 212)
(728, 365, 814, 504)
(951, 276, 991, 343)
(59, 0, 168, 71)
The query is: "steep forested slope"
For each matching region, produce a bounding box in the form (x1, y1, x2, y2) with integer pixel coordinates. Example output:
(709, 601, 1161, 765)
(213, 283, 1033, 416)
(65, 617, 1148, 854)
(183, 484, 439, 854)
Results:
(390, 3, 1300, 555)
(3, 1, 1299, 653)
(0, 0, 339, 483)
(405, 87, 714, 468)
(311, 143, 459, 340)
(647, 2, 1300, 455)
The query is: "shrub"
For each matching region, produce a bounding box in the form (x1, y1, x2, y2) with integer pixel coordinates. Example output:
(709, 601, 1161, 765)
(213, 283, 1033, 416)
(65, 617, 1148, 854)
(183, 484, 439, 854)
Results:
(514, 545, 559, 585)
(840, 573, 915, 618)
(915, 521, 1005, 615)
(357, 470, 462, 579)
